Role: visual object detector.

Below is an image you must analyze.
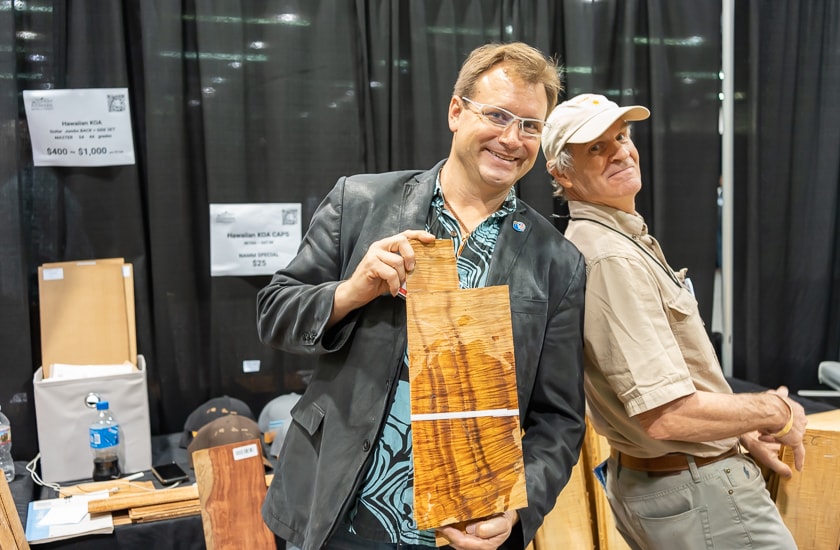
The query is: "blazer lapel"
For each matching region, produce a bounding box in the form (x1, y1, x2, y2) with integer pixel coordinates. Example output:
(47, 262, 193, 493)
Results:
(488, 204, 532, 286)
(399, 159, 444, 230)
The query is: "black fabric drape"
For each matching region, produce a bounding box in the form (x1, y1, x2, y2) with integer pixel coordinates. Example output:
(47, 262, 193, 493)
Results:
(4, 0, 831, 465)
(556, 0, 722, 334)
(734, 0, 840, 389)
(0, 0, 38, 459)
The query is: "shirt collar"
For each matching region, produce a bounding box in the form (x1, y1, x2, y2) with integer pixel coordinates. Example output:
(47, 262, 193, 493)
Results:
(567, 201, 647, 237)
(432, 172, 518, 218)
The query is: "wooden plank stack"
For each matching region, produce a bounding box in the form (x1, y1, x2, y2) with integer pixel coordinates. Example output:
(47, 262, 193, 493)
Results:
(80, 474, 274, 528)
(81, 480, 198, 526)
(128, 499, 202, 523)
(87, 484, 198, 514)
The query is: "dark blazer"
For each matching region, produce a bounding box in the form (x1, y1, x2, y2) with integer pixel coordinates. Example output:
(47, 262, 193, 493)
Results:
(257, 160, 586, 550)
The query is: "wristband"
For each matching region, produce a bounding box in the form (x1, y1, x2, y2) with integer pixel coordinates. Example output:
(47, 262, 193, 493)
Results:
(770, 395, 794, 439)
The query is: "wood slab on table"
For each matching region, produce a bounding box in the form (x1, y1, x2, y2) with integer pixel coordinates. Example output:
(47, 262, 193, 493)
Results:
(193, 438, 275, 549)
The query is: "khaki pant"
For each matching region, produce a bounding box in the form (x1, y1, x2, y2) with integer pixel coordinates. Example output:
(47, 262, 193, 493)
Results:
(605, 453, 797, 549)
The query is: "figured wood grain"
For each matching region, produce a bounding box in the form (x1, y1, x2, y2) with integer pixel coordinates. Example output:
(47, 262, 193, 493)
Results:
(406, 239, 459, 293)
(775, 413, 840, 550)
(407, 284, 527, 531)
(193, 439, 275, 550)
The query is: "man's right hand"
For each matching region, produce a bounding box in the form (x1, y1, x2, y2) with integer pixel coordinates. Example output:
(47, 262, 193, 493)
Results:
(330, 230, 436, 324)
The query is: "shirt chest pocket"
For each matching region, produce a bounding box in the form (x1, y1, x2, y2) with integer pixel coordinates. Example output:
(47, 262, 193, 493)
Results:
(664, 289, 718, 372)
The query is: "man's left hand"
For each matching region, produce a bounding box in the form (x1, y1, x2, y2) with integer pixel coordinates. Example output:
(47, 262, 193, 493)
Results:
(436, 510, 518, 550)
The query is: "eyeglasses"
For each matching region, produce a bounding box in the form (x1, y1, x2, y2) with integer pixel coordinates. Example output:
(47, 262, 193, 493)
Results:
(461, 96, 545, 139)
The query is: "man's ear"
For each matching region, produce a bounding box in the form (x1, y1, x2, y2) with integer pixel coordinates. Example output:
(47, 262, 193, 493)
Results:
(547, 164, 573, 190)
(448, 96, 464, 132)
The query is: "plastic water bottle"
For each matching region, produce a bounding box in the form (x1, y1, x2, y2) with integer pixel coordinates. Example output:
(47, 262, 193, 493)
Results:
(0, 405, 14, 482)
(89, 401, 122, 481)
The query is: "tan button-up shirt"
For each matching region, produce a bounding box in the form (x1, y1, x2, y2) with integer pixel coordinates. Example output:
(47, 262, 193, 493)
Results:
(566, 201, 736, 458)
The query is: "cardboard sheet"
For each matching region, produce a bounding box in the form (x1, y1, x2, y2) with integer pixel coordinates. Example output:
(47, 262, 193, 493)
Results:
(38, 258, 136, 376)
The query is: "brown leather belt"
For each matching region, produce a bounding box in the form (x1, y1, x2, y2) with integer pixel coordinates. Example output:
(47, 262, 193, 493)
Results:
(610, 447, 740, 476)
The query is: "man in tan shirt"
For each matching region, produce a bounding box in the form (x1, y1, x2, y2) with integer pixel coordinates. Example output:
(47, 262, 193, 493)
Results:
(541, 93, 806, 549)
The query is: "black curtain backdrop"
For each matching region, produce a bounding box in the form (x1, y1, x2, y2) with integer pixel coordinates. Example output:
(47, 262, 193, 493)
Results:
(1, 0, 835, 463)
(732, 0, 840, 389)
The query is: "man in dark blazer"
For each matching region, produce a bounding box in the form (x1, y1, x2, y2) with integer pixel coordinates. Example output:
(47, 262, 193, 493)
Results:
(257, 42, 586, 550)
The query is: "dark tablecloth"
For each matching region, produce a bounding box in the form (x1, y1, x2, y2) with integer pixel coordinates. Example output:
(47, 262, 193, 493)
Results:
(10, 388, 834, 549)
(12, 433, 206, 549)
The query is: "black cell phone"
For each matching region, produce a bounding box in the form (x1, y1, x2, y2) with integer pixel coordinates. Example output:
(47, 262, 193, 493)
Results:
(151, 462, 190, 485)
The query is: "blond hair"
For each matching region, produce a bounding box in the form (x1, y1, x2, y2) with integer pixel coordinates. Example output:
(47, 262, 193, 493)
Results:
(453, 42, 562, 118)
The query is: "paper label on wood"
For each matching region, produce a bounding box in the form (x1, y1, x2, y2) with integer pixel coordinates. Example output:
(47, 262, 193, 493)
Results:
(232, 443, 259, 461)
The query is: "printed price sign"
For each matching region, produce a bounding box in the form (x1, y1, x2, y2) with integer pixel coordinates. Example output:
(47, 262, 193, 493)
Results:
(209, 203, 302, 277)
(23, 88, 136, 167)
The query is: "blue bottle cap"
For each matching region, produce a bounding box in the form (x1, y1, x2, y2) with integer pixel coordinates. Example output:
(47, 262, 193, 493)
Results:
(96, 401, 109, 410)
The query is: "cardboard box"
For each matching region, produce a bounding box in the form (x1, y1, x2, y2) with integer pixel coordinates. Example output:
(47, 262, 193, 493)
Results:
(38, 258, 136, 377)
(33, 356, 152, 483)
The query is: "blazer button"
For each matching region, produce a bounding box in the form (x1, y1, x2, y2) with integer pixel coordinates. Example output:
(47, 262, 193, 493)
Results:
(362, 439, 371, 452)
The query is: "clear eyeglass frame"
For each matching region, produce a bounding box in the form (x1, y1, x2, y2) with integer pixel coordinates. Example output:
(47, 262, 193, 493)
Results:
(461, 96, 545, 139)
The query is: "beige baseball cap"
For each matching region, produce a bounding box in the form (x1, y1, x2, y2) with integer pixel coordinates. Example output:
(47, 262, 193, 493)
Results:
(542, 94, 650, 161)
